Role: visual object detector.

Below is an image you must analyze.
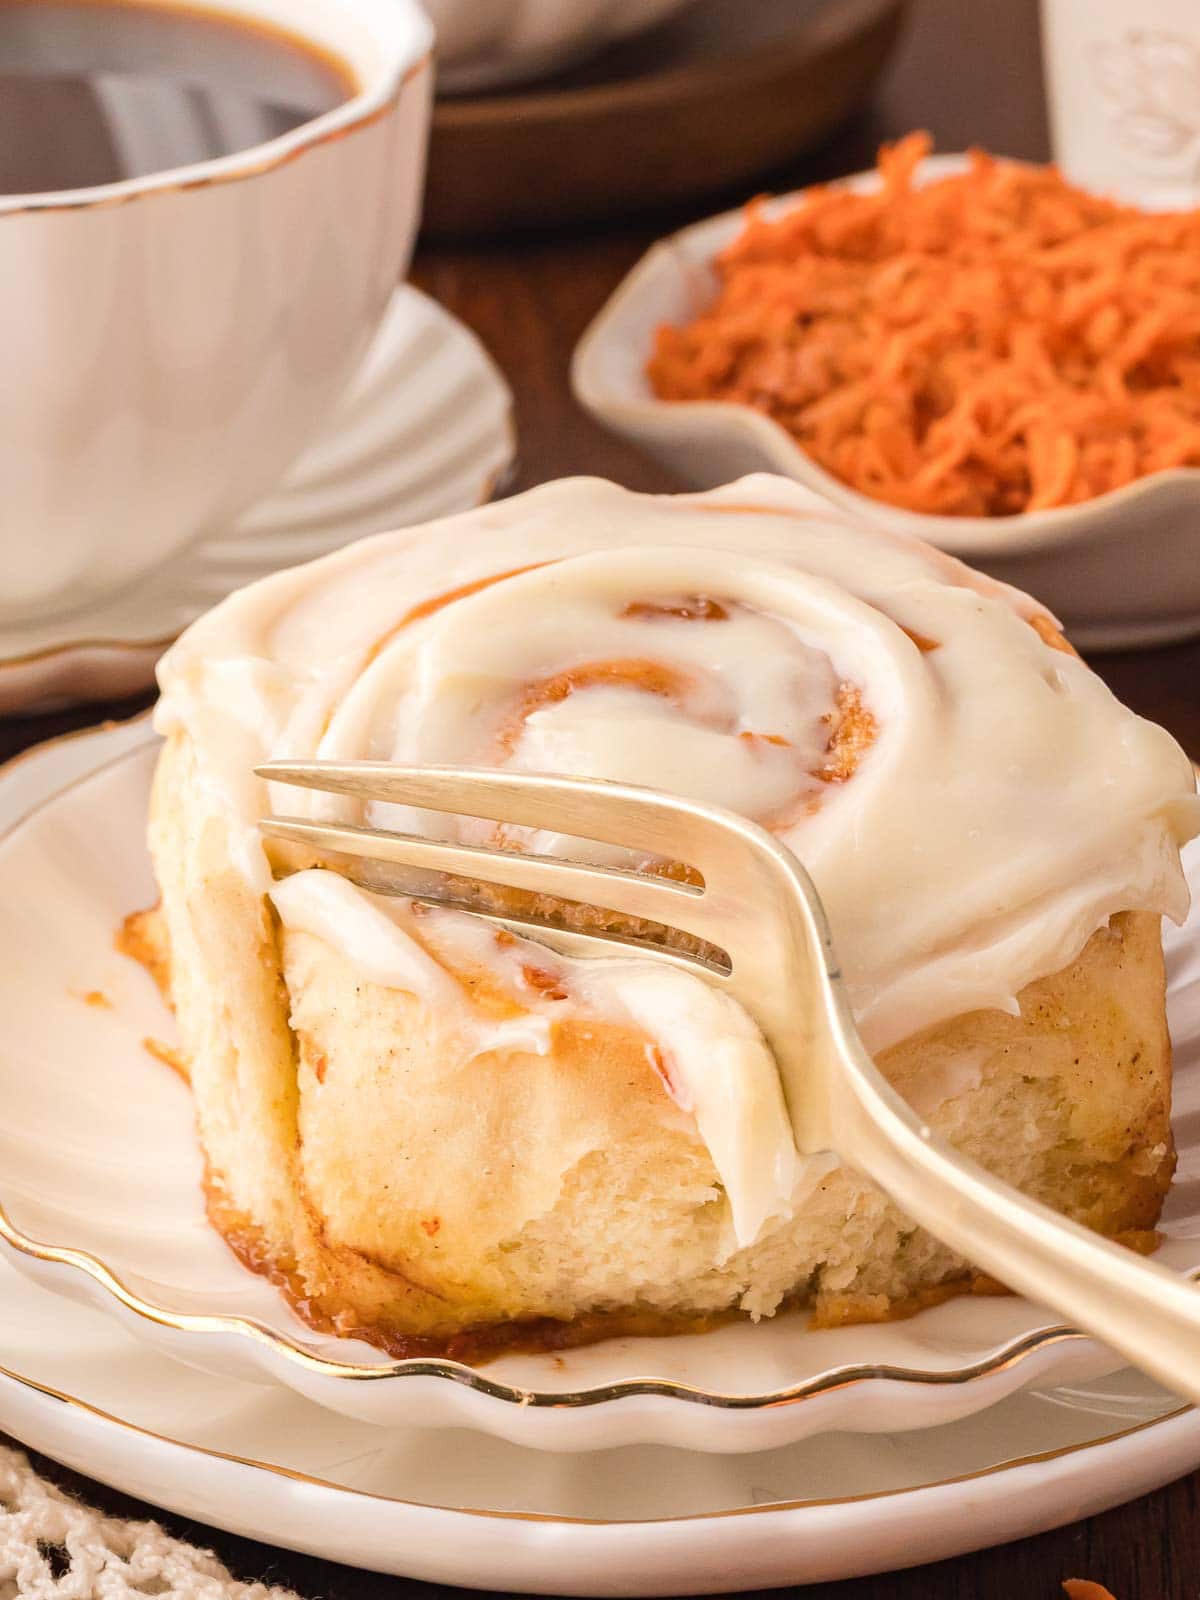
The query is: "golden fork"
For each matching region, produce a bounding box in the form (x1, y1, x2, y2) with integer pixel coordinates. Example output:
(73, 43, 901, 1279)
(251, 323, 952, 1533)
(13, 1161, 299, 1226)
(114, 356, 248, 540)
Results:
(260, 759, 1200, 1403)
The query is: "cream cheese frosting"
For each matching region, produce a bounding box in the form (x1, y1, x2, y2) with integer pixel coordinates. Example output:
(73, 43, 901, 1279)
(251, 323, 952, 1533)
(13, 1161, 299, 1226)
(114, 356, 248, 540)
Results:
(155, 474, 1200, 1249)
(269, 867, 807, 1249)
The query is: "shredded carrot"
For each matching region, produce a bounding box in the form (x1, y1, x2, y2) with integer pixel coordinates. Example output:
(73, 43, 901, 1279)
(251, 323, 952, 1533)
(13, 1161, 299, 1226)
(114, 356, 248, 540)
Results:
(647, 132, 1200, 517)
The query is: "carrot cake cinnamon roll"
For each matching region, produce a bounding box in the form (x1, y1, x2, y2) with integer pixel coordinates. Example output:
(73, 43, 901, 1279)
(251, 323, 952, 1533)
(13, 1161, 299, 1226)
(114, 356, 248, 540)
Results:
(137, 475, 1200, 1353)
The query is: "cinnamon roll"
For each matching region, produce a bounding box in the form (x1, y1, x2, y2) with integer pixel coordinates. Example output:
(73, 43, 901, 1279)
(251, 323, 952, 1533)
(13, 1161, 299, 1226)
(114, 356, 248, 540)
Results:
(138, 475, 1200, 1352)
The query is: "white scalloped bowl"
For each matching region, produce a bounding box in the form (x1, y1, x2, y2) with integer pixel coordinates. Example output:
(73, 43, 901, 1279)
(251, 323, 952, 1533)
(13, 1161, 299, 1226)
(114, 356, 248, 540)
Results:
(423, 0, 699, 92)
(2, 719, 1200, 1451)
(572, 154, 1200, 651)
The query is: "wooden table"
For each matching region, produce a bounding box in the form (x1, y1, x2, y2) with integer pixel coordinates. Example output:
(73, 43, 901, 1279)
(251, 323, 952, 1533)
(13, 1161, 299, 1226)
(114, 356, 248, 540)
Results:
(4, 0, 1199, 1591)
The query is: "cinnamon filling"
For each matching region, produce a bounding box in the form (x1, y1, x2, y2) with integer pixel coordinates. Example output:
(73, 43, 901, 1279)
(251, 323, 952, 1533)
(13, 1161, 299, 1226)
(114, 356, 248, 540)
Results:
(519, 961, 569, 1002)
(645, 1042, 690, 1108)
(620, 595, 730, 622)
(496, 658, 693, 756)
(1029, 611, 1081, 659)
(398, 563, 549, 630)
(353, 562, 553, 682)
(817, 684, 878, 784)
(899, 625, 940, 653)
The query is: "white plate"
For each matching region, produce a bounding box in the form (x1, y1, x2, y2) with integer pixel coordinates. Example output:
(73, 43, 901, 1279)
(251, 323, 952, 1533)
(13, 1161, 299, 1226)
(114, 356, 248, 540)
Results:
(571, 153, 1200, 651)
(3, 1258, 1200, 1594)
(2, 720, 1199, 1453)
(0, 722, 1198, 1592)
(0, 285, 515, 715)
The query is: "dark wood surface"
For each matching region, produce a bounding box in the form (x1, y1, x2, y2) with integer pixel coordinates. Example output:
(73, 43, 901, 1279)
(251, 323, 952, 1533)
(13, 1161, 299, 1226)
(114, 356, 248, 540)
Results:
(4, 0, 1200, 1592)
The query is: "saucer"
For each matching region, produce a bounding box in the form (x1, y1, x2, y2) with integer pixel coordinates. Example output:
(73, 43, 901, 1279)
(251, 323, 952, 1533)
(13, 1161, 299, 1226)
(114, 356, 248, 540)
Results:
(0, 285, 515, 716)
(3, 1254, 1198, 1592)
(0, 720, 1197, 1591)
(2, 717, 1199, 1454)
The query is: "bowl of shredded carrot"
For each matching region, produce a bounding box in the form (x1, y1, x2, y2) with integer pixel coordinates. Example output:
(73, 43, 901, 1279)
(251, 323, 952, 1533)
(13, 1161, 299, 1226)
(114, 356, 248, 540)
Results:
(572, 133, 1200, 649)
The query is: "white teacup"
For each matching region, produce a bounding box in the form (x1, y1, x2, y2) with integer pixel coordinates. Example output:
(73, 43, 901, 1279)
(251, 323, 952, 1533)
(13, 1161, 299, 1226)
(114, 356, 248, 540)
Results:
(0, 0, 433, 621)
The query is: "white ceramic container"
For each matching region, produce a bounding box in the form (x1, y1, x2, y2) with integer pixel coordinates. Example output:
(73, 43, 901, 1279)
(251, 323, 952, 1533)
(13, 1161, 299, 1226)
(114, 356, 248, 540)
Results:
(1043, 0, 1200, 210)
(572, 154, 1200, 650)
(0, 0, 433, 621)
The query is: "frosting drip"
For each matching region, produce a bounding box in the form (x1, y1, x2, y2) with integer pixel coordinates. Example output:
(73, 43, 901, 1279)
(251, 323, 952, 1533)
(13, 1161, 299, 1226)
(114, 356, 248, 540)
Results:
(270, 867, 805, 1249)
(155, 474, 1200, 1248)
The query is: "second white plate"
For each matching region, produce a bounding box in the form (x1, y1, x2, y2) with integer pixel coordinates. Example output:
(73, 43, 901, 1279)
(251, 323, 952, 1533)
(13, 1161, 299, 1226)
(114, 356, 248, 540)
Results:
(2, 722, 1199, 1591)
(0, 719, 1198, 1453)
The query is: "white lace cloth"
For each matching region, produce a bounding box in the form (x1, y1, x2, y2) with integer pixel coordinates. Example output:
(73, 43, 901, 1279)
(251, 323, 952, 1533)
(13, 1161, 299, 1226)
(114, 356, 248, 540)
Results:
(0, 1443, 298, 1599)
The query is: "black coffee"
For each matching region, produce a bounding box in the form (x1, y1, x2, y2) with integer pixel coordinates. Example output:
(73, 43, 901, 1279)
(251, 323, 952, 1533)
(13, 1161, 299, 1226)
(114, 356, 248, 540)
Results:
(0, 0, 354, 194)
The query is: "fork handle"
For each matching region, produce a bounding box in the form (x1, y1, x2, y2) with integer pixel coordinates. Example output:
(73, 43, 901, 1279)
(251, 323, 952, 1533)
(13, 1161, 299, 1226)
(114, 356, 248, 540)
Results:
(831, 1034, 1200, 1406)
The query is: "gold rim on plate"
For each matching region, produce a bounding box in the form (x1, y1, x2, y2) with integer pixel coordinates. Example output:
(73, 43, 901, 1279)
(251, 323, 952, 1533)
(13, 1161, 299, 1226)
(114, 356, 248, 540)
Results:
(0, 722, 1192, 1413)
(0, 1350, 1189, 1525)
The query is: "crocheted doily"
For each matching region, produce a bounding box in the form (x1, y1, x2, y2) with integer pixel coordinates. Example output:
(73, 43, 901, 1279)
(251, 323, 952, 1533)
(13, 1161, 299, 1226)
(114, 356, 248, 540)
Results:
(0, 1443, 298, 1599)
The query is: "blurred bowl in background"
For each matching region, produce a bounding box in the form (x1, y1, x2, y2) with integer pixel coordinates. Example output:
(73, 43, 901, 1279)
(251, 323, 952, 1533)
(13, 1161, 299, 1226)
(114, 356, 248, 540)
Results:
(422, 0, 908, 237)
(424, 0, 700, 93)
(572, 153, 1200, 652)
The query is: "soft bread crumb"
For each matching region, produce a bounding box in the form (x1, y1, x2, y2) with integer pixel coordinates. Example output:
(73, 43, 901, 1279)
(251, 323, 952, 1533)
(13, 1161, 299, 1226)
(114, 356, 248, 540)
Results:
(116, 905, 172, 1001)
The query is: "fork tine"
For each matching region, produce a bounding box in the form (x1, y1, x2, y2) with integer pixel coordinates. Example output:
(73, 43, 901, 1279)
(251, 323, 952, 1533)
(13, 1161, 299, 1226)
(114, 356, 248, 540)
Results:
(258, 761, 707, 867)
(262, 838, 729, 976)
(414, 902, 733, 981)
(260, 816, 718, 943)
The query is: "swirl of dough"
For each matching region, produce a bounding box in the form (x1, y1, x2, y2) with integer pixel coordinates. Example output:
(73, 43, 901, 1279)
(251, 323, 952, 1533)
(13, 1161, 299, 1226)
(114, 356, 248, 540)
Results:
(156, 475, 1200, 1248)
(307, 547, 907, 858)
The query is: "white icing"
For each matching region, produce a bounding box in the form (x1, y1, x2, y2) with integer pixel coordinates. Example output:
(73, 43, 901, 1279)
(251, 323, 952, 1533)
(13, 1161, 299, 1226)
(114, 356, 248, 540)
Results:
(270, 870, 460, 1002)
(419, 899, 806, 1250)
(268, 867, 798, 1249)
(593, 962, 804, 1250)
(156, 474, 1200, 1247)
(269, 870, 555, 1061)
